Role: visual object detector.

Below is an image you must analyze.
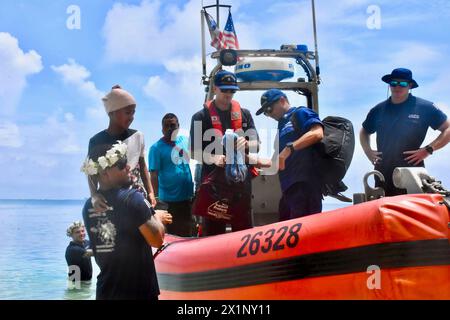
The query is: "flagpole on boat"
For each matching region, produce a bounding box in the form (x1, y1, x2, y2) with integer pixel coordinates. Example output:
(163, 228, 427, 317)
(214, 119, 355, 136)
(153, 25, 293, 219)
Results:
(311, 0, 320, 80)
(201, 9, 207, 82)
(216, 0, 220, 28)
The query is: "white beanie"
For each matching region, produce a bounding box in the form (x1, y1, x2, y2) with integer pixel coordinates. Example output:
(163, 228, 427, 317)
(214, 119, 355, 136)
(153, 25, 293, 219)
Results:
(102, 85, 136, 113)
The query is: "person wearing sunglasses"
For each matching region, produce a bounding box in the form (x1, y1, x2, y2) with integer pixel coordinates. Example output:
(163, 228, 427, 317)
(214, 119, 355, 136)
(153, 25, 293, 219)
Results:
(149, 113, 194, 237)
(81, 142, 166, 300)
(190, 70, 259, 235)
(256, 89, 324, 221)
(360, 68, 450, 196)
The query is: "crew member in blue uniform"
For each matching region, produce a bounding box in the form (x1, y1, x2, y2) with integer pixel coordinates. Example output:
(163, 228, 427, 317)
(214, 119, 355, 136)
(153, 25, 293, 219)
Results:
(257, 89, 324, 221)
(360, 68, 450, 196)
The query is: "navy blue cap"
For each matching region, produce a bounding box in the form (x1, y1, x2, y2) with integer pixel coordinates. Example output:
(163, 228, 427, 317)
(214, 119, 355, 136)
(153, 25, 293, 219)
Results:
(382, 68, 418, 88)
(256, 89, 287, 115)
(214, 70, 239, 90)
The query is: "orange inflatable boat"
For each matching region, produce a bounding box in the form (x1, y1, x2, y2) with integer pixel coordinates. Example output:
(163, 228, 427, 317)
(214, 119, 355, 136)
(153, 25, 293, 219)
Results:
(154, 194, 450, 299)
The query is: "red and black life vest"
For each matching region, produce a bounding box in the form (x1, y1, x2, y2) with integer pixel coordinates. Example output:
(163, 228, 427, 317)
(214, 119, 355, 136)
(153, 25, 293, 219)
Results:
(204, 100, 258, 177)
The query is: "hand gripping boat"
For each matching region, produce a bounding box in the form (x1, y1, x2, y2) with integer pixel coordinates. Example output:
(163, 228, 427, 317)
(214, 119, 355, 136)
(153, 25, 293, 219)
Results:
(154, 193, 450, 299)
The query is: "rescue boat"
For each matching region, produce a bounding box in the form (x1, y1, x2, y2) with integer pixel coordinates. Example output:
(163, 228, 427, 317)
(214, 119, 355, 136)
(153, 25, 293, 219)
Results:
(159, 2, 450, 299)
(155, 193, 450, 300)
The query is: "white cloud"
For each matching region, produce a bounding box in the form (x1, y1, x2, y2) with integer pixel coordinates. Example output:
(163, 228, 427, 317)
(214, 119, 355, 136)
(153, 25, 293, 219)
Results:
(102, 0, 201, 64)
(143, 75, 170, 103)
(0, 32, 43, 115)
(0, 122, 23, 148)
(43, 113, 81, 155)
(52, 59, 105, 119)
(64, 112, 75, 123)
(51, 59, 104, 101)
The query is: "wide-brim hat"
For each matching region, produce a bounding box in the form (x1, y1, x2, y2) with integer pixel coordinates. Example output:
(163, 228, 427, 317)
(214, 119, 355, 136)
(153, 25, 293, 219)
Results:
(256, 89, 287, 115)
(381, 68, 418, 88)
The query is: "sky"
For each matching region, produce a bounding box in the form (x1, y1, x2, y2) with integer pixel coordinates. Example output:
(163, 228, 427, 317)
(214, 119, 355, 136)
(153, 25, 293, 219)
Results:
(0, 0, 449, 200)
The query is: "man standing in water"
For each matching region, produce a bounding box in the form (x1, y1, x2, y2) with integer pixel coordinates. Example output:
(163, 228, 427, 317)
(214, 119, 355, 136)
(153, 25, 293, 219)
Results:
(65, 221, 93, 282)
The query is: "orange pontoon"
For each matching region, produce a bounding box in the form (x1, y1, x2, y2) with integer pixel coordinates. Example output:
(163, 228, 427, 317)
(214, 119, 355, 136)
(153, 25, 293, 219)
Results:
(155, 194, 450, 299)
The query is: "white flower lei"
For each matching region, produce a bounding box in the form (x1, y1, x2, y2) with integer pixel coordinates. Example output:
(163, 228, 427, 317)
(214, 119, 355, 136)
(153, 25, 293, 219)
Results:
(81, 141, 127, 176)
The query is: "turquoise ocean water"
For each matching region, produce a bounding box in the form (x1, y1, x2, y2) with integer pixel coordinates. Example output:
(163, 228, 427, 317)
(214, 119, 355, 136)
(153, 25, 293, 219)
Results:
(0, 199, 346, 300)
(0, 199, 98, 300)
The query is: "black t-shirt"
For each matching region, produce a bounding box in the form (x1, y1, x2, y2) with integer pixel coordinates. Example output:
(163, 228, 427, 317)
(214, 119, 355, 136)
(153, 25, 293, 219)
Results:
(65, 240, 93, 281)
(82, 188, 158, 300)
(88, 129, 148, 195)
(189, 103, 258, 178)
(88, 129, 137, 155)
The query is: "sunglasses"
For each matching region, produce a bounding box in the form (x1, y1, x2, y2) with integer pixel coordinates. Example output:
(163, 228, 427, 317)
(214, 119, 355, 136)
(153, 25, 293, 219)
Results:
(389, 80, 409, 88)
(113, 156, 128, 170)
(263, 105, 274, 116)
(220, 89, 236, 94)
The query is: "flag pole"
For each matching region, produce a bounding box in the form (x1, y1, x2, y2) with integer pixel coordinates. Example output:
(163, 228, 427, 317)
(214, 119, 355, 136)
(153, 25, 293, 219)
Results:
(201, 9, 207, 80)
(216, 0, 220, 28)
(311, 0, 320, 79)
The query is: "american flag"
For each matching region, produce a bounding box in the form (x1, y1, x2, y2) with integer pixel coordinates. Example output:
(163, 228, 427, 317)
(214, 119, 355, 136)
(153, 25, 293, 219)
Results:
(204, 11, 239, 50)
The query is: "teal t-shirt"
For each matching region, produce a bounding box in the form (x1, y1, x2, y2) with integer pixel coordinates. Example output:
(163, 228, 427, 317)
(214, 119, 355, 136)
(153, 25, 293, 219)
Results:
(148, 136, 194, 202)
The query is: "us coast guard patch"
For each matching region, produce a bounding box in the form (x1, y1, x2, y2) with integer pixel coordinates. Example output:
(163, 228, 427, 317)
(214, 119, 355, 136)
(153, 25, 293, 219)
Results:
(231, 111, 240, 120)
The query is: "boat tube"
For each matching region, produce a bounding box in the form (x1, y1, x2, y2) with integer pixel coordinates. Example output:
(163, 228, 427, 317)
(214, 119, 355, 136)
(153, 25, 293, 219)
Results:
(155, 194, 450, 299)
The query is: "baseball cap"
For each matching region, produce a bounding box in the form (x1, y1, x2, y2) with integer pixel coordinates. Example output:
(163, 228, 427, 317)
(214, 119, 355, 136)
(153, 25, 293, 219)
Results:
(214, 70, 240, 90)
(256, 89, 287, 115)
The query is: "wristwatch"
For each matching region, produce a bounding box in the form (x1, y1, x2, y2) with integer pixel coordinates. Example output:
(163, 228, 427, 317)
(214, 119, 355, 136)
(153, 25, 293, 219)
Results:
(286, 142, 295, 154)
(424, 145, 434, 155)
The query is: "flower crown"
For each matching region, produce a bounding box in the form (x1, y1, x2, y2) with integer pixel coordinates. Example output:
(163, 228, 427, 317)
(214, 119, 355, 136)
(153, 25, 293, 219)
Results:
(66, 220, 84, 237)
(81, 141, 127, 176)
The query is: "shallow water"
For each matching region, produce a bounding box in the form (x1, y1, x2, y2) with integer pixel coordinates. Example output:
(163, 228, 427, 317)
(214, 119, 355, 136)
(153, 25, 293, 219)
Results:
(0, 199, 98, 300)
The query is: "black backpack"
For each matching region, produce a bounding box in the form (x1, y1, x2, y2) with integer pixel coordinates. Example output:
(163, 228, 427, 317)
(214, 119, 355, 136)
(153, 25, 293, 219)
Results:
(291, 112, 355, 185)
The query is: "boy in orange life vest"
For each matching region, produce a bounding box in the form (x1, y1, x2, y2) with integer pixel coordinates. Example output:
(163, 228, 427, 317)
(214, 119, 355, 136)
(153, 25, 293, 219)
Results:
(189, 70, 260, 236)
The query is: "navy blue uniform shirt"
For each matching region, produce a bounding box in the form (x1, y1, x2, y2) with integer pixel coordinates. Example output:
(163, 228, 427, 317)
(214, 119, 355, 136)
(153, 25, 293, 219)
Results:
(278, 107, 323, 192)
(362, 94, 447, 172)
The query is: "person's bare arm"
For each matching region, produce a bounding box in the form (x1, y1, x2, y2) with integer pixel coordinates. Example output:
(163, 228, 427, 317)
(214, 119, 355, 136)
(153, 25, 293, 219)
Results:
(88, 175, 109, 212)
(359, 128, 382, 165)
(154, 209, 173, 225)
(245, 154, 272, 168)
(139, 157, 157, 207)
(432, 119, 450, 151)
(404, 119, 450, 165)
(139, 214, 165, 248)
(150, 170, 159, 199)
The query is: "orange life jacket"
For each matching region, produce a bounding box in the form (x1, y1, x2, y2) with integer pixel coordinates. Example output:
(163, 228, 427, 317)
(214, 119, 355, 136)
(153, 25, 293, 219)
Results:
(204, 100, 259, 177)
